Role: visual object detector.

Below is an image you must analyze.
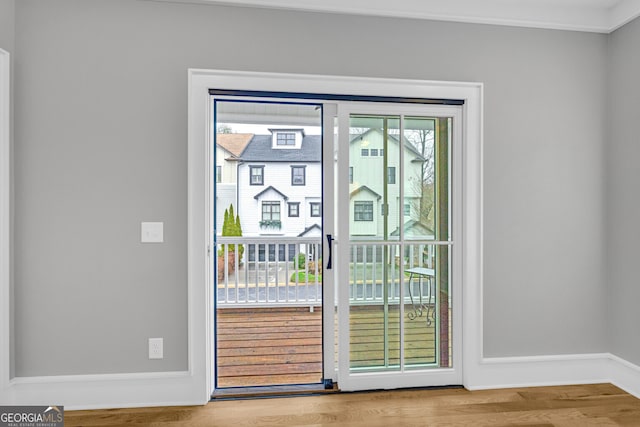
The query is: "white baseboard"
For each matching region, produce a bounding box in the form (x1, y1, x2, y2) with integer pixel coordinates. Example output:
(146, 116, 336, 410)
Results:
(608, 354, 640, 398)
(465, 352, 640, 400)
(1, 370, 209, 410)
(465, 353, 611, 391)
(2, 353, 638, 410)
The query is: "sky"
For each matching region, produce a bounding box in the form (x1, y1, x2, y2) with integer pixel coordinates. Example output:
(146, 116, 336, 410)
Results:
(219, 123, 322, 135)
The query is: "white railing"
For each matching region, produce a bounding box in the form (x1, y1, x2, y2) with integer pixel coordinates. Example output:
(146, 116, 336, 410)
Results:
(216, 237, 323, 307)
(216, 237, 440, 309)
(348, 242, 435, 306)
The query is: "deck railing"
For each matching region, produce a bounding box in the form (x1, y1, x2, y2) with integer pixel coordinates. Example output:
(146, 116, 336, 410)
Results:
(216, 237, 323, 307)
(348, 242, 434, 304)
(215, 237, 437, 308)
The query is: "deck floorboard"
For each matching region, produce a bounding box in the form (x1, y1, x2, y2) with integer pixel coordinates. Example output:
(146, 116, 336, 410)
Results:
(216, 305, 441, 388)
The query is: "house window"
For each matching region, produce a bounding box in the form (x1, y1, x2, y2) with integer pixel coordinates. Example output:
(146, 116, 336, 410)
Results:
(404, 204, 410, 216)
(370, 148, 378, 156)
(354, 201, 373, 221)
(262, 201, 280, 221)
(288, 202, 300, 217)
(361, 149, 369, 157)
(379, 149, 384, 157)
(250, 166, 264, 185)
(216, 166, 222, 183)
(310, 202, 321, 217)
(387, 166, 396, 184)
(291, 166, 306, 186)
(349, 166, 353, 184)
(248, 243, 296, 262)
(277, 132, 295, 146)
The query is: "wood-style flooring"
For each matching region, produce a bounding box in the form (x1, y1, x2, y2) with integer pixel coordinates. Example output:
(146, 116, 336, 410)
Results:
(66, 383, 640, 426)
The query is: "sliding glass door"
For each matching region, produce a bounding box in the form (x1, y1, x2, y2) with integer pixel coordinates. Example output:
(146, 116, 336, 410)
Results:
(336, 103, 462, 391)
(209, 95, 462, 393)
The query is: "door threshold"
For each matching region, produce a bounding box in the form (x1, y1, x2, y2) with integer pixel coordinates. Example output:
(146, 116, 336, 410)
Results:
(211, 383, 338, 400)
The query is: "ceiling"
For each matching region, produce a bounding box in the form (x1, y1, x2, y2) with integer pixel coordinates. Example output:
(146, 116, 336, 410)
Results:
(160, 0, 640, 32)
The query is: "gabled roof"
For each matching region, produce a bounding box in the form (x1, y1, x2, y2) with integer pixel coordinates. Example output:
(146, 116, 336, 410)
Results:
(298, 224, 321, 237)
(269, 128, 306, 137)
(390, 220, 434, 237)
(350, 128, 425, 161)
(350, 185, 382, 200)
(240, 135, 321, 162)
(253, 185, 289, 201)
(216, 133, 254, 158)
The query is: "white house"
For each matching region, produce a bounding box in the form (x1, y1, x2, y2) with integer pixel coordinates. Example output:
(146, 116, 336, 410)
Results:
(230, 127, 433, 261)
(349, 128, 431, 239)
(235, 129, 322, 261)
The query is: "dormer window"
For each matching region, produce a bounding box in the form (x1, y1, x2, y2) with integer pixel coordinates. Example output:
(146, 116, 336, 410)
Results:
(271, 129, 304, 149)
(276, 133, 296, 146)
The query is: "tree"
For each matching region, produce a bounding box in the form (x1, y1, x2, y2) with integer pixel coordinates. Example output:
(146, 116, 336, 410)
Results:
(222, 207, 231, 237)
(234, 208, 244, 261)
(405, 128, 436, 230)
(219, 205, 234, 252)
(218, 204, 244, 259)
(217, 124, 233, 134)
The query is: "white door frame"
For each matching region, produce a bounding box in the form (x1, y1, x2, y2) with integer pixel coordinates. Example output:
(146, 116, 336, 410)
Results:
(187, 69, 483, 396)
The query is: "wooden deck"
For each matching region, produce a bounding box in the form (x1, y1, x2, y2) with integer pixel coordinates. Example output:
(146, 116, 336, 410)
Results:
(216, 305, 442, 388)
(216, 307, 323, 387)
(350, 305, 437, 368)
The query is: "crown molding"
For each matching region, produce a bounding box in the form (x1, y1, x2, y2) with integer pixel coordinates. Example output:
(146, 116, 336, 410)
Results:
(610, 0, 640, 31)
(149, 0, 640, 33)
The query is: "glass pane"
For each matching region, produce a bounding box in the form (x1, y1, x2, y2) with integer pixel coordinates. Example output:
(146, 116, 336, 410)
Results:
(401, 116, 452, 369)
(403, 244, 451, 368)
(346, 112, 454, 379)
(349, 243, 401, 371)
(349, 115, 400, 240)
(348, 114, 401, 373)
(402, 117, 435, 239)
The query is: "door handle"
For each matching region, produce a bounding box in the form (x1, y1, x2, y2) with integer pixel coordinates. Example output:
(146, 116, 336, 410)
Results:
(326, 234, 335, 270)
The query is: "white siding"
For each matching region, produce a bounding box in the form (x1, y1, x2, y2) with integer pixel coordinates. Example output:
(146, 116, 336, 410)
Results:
(238, 161, 322, 237)
(214, 146, 239, 236)
(349, 130, 423, 237)
(215, 145, 237, 183)
(350, 191, 378, 236)
(215, 184, 237, 236)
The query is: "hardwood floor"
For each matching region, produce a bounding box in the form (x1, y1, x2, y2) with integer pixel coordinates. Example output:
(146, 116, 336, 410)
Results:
(65, 383, 640, 426)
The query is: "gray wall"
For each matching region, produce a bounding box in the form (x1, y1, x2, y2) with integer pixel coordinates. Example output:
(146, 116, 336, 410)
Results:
(12, 0, 608, 376)
(0, 0, 14, 54)
(607, 17, 640, 366)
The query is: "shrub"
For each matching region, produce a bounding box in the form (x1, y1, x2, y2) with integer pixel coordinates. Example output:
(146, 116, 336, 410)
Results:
(295, 253, 306, 270)
(290, 271, 323, 282)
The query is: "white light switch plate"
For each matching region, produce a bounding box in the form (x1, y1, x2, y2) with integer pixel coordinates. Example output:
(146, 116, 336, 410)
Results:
(141, 222, 163, 243)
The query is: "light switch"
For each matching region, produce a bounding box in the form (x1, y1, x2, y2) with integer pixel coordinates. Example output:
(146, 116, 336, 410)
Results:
(141, 222, 164, 243)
